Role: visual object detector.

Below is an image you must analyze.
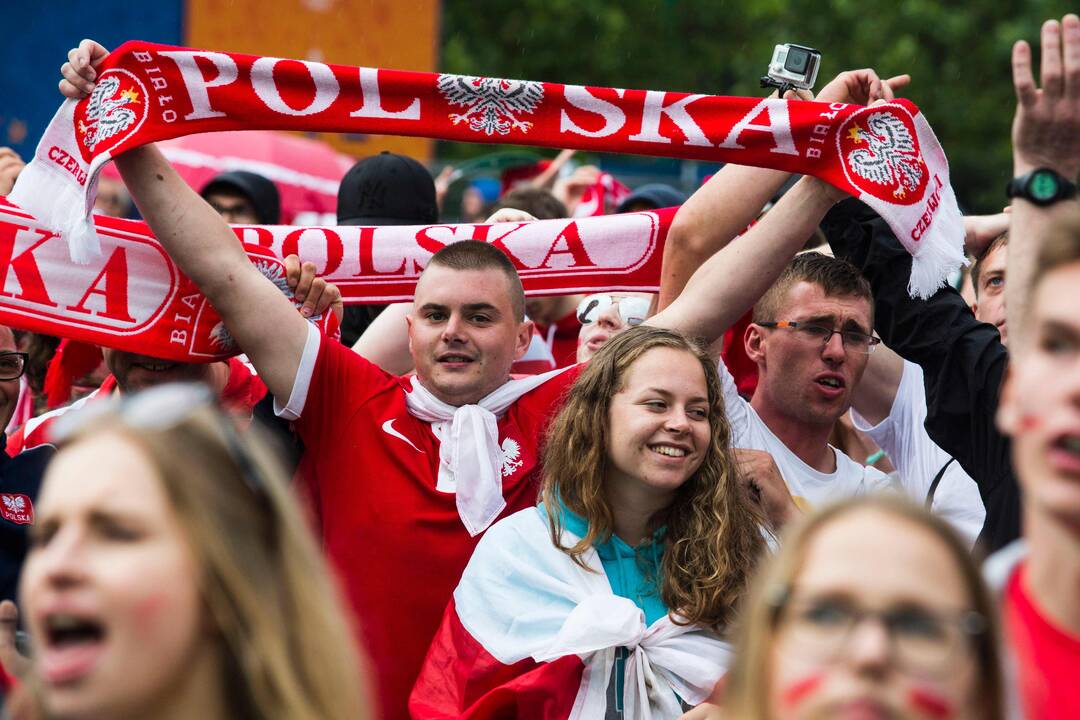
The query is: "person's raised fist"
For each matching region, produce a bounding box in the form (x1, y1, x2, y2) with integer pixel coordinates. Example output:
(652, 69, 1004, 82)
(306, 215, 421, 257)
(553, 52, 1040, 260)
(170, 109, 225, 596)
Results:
(59, 38, 110, 100)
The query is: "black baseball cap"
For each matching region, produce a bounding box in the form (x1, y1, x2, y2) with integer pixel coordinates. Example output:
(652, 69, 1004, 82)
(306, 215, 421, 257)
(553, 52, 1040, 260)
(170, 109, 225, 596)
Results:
(201, 170, 281, 224)
(336, 151, 438, 226)
(615, 183, 688, 214)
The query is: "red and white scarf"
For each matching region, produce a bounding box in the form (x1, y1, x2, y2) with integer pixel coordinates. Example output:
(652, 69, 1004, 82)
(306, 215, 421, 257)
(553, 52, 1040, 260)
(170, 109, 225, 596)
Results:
(0, 197, 669, 362)
(12, 40, 963, 298)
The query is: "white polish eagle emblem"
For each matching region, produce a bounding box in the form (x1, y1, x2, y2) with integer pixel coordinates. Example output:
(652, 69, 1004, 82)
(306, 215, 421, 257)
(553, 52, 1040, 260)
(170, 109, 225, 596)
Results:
(845, 111, 925, 199)
(78, 75, 140, 152)
(437, 74, 544, 136)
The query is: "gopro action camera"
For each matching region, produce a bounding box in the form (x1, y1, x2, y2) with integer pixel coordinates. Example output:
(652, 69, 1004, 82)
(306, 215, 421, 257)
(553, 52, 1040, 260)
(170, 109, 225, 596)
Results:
(761, 44, 821, 94)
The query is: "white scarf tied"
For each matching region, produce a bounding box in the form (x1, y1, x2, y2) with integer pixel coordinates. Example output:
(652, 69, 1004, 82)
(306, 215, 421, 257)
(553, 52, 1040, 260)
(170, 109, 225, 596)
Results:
(405, 366, 571, 536)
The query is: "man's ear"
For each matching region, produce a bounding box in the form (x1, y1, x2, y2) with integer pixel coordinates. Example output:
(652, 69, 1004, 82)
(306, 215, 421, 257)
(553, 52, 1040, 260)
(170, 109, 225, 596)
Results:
(513, 319, 534, 362)
(744, 323, 766, 365)
(996, 364, 1018, 435)
(405, 313, 414, 356)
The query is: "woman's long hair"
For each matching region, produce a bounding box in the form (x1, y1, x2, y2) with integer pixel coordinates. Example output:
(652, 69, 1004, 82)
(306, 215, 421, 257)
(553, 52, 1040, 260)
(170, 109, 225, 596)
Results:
(19, 388, 369, 720)
(541, 325, 766, 630)
(723, 495, 1004, 720)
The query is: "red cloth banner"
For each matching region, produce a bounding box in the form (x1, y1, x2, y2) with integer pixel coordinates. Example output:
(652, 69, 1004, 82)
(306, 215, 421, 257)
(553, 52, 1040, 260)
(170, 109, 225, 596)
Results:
(0, 197, 671, 362)
(12, 41, 963, 297)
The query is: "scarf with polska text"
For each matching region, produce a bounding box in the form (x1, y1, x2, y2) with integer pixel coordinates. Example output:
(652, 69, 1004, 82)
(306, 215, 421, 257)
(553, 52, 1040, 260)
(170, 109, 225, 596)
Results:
(12, 40, 963, 298)
(0, 197, 671, 362)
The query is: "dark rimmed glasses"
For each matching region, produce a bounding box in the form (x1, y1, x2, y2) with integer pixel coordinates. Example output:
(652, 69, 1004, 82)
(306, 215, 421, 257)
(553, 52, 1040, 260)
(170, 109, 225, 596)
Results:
(0, 351, 29, 381)
(757, 321, 881, 354)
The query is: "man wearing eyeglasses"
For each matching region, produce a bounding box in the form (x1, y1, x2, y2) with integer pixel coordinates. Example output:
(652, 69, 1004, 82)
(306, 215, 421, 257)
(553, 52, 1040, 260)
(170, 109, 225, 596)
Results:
(0, 326, 53, 604)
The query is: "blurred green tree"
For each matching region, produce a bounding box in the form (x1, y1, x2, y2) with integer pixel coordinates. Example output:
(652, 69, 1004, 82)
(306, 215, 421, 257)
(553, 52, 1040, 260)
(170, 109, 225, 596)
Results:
(441, 0, 1074, 212)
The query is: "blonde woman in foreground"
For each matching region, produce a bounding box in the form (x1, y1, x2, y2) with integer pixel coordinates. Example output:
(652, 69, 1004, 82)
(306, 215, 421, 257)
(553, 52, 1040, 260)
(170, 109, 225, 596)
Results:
(2, 383, 369, 720)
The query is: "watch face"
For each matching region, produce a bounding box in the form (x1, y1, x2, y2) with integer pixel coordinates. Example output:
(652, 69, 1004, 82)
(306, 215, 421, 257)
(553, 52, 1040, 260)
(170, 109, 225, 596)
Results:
(1030, 170, 1060, 201)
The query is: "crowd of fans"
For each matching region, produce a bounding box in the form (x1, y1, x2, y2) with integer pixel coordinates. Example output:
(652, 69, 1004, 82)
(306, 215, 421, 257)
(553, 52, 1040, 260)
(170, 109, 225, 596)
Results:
(0, 14, 1075, 720)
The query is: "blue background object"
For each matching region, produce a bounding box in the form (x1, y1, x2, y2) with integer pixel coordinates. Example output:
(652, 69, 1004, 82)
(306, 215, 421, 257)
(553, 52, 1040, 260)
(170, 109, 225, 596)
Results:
(0, 1, 183, 160)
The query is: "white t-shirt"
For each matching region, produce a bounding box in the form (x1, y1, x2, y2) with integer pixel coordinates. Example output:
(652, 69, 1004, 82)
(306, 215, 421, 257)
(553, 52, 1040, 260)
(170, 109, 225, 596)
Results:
(720, 362, 893, 511)
(850, 360, 986, 547)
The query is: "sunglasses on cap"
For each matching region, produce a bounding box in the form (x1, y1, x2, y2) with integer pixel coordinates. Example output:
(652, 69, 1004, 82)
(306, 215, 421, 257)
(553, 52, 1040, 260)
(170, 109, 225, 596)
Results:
(576, 294, 651, 327)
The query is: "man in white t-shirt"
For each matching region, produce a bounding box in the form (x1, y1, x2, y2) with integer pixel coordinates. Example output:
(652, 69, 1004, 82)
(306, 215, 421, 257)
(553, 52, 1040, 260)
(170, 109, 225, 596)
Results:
(662, 169, 896, 516)
(717, 250, 893, 510)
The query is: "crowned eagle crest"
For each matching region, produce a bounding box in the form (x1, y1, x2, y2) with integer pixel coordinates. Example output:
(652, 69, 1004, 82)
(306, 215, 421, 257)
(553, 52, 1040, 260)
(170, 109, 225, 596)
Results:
(845, 111, 925, 199)
(78, 75, 140, 152)
(437, 74, 544, 136)
(211, 260, 304, 351)
(2, 495, 25, 513)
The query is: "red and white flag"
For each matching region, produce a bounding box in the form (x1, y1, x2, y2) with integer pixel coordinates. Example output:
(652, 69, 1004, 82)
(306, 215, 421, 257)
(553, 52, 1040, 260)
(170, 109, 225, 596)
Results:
(409, 507, 731, 719)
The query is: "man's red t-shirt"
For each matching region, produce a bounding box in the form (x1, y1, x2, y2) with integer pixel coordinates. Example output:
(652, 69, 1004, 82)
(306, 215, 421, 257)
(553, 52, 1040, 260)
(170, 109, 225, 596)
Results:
(279, 328, 581, 720)
(1004, 564, 1080, 719)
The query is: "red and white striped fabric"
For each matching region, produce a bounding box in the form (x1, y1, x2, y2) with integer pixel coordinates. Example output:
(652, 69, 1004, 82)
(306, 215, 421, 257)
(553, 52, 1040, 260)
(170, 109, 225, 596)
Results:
(410, 507, 731, 719)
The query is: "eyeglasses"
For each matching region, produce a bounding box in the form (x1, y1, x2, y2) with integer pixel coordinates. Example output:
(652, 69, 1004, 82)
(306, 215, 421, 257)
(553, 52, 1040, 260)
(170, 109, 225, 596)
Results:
(52, 382, 271, 504)
(576, 294, 651, 327)
(0, 352, 28, 381)
(757, 321, 880, 354)
(773, 592, 986, 673)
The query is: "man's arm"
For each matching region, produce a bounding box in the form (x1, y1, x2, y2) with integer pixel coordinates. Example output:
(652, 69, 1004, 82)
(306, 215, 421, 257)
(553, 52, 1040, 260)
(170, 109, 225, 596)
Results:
(657, 163, 791, 311)
(647, 176, 842, 344)
(62, 41, 308, 402)
(657, 70, 910, 311)
(115, 148, 308, 401)
(352, 302, 414, 374)
(1007, 15, 1080, 346)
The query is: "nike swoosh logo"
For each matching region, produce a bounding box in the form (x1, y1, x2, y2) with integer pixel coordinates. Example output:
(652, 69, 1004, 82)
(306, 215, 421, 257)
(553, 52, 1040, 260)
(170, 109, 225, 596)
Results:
(381, 419, 425, 453)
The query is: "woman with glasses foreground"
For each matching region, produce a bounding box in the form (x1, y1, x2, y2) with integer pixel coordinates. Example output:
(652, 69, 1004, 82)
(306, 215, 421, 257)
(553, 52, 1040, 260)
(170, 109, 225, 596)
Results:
(4, 384, 368, 720)
(410, 325, 767, 718)
(718, 495, 1003, 720)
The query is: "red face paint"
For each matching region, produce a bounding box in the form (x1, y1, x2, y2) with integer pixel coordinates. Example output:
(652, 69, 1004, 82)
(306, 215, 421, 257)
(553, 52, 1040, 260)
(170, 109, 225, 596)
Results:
(908, 686, 953, 719)
(1018, 413, 1042, 431)
(781, 672, 824, 708)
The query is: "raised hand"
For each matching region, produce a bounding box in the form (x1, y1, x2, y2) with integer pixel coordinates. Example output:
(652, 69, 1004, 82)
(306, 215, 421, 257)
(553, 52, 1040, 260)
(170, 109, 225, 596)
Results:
(284, 254, 343, 322)
(59, 38, 110, 99)
(816, 68, 912, 106)
(1012, 14, 1080, 177)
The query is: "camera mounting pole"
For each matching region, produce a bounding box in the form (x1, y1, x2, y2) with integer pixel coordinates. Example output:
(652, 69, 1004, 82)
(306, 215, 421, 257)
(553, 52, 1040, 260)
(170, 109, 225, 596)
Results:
(760, 75, 798, 96)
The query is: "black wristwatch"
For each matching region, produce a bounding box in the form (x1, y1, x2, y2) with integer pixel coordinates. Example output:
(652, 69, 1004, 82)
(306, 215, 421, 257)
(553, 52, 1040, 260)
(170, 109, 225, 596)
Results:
(1006, 167, 1078, 206)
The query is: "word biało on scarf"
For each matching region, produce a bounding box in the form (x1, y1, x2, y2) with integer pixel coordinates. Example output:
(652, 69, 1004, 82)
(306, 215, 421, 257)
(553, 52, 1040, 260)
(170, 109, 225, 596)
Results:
(13, 41, 963, 297)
